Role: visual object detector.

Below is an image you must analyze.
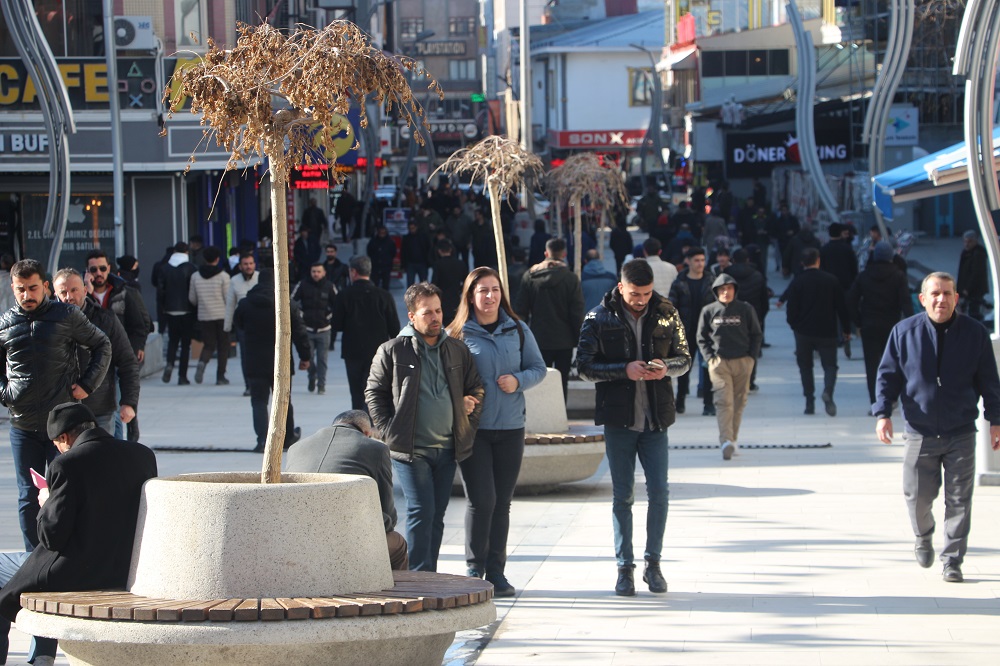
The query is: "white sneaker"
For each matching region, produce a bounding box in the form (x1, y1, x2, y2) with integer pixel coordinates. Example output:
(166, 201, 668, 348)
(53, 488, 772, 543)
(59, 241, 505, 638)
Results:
(721, 441, 735, 461)
(33, 656, 56, 666)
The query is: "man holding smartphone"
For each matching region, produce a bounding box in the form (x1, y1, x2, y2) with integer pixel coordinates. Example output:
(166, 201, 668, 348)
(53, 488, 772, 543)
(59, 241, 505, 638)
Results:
(578, 260, 691, 597)
(697, 274, 762, 460)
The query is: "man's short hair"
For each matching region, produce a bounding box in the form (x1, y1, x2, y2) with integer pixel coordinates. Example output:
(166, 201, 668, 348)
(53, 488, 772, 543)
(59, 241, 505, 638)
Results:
(190, 234, 204, 244)
(732, 248, 749, 264)
(685, 246, 706, 259)
(921, 271, 956, 293)
(325, 243, 338, 251)
(174, 242, 189, 254)
(436, 239, 454, 253)
(0, 253, 14, 271)
(642, 238, 662, 256)
(801, 248, 820, 266)
(311, 261, 326, 269)
(228, 247, 240, 257)
(716, 248, 730, 258)
(349, 255, 371, 276)
(584, 249, 600, 262)
(85, 249, 108, 263)
(404, 282, 443, 313)
(52, 267, 82, 284)
(545, 237, 567, 258)
(11, 258, 44, 281)
(202, 246, 221, 263)
(332, 410, 373, 435)
(512, 246, 528, 262)
(621, 259, 654, 287)
(239, 252, 255, 261)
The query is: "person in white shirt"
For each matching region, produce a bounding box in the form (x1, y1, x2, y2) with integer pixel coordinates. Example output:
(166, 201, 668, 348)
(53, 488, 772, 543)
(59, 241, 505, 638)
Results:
(642, 238, 678, 298)
(224, 253, 259, 396)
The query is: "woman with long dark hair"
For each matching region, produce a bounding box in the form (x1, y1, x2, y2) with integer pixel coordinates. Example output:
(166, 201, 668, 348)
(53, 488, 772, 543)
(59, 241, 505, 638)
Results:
(448, 267, 546, 596)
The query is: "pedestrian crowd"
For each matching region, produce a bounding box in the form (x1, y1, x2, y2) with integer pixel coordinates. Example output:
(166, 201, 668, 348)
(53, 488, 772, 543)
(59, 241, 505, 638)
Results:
(0, 176, 994, 666)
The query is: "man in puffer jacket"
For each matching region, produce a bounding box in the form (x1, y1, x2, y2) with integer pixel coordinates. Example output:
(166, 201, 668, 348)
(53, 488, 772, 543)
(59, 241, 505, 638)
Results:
(0, 259, 111, 550)
(188, 246, 231, 385)
(697, 274, 762, 461)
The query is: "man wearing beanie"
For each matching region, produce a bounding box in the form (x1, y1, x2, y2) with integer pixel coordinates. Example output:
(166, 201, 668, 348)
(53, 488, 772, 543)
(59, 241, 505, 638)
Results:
(0, 402, 157, 665)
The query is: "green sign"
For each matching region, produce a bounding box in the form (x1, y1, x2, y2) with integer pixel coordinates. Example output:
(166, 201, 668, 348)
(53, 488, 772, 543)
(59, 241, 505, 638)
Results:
(470, 93, 485, 103)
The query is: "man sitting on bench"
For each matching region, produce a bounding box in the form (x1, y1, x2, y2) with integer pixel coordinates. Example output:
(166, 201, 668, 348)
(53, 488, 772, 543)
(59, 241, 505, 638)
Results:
(0, 403, 157, 665)
(286, 410, 408, 570)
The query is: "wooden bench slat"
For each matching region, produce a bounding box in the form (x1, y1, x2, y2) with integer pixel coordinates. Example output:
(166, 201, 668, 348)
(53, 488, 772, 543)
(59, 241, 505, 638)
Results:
(357, 593, 423, 613)
(152, 599, 222, 622)
(259, 598, 285, 621)
(324, 596, 380, 616)
(208, 599, 244, 622)
(233, 599, 259, 621)
(274, 598, 311, 620)
(180, 600, 230, 622)
(303, 597, 360, 618)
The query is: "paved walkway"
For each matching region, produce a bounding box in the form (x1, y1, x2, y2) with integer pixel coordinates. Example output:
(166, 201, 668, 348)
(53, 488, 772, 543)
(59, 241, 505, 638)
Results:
(1, 234, 999, 664)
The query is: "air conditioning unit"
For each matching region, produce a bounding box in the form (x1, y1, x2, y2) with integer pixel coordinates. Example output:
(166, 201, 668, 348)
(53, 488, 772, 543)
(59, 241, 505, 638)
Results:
(113, 16, 156, 51)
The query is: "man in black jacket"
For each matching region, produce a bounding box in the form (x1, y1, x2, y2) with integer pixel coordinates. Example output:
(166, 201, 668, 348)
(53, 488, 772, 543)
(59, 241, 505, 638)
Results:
(0, 259, 111, 550)
(53, 269, 140, 436)
(235, 271, 311, 452)
(292, 263, 337, 394)
(848, 241, 914, 404)
(331, 256, 400, 410)
(957, 230, 989, 321)
(430, 239, 468, 323)
(286, 410, 407, 570)
(514, 238, 585, 401)
(697, 274, 762, 461)
(366, 225, 397, 290)
(819, 223, 859, 293)
(84, 249, 151, 362)
(669, 247, 716, 415)
(578, 259, 691, 597)
(783, 248, 851, 416)
(0, 402, 157, 665)
(158, 243, 198, 385)
(323, 243, 349, 292)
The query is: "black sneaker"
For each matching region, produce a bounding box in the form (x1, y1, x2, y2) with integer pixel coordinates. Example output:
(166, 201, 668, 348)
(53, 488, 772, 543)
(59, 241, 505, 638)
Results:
(243, 388, 251, 397)
(675, 397, 685, 414)
(466, 567, 484, 579)
(308, 376, 316, 392)
(942, 561, 963, 583)
(749, 383, 760, 393)
(216, 377, 229, 386)
(485, 572, 515, 598)
(615, 565, 636, 597)
(821, 390, 837, 417)
(642, 560, 667, 594)
(317, 386, 326, 395)
(703, 406, 716, 416)
(804, 399, 815, 415)
(914, 540, 934, 568)
(162, 364, 173, 383)
(178, 377, 191, 386)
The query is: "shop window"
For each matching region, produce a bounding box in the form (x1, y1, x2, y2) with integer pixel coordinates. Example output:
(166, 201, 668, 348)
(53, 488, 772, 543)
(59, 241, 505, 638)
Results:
(702, 51, 724, 77)
(448, 59, 477, 80)
(176, 0, 209, 50)
(628, 68, 653, 107)
(399, 18, 425, 40)
(768, 50, 790, 75)
(449, 17, 476, 35)
(749, 50, 767, 76)
(725, 51, 747, 76)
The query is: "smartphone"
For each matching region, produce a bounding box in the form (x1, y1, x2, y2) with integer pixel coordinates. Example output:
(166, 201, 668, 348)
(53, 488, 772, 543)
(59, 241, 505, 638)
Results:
(29, 468, 47, 490)
(646, 360, 664, 370)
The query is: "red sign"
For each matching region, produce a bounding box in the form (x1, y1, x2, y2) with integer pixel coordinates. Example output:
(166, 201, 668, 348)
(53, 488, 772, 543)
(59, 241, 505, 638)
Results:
(547, 129, 649, 149)
(290, 164, 331, 190)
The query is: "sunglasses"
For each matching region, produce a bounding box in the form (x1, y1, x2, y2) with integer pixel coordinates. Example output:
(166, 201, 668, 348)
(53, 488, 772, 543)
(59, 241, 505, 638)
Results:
(88, 265, 110, 273)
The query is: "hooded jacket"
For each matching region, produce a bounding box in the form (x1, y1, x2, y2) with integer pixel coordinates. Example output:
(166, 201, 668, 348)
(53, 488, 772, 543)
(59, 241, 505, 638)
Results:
(697, 274, 762, 362)
(91, 273, 151, 354)
(366, 324, 484, 463)
(581, 260, 618, 313)
(847, 261, 913, 332)
(233, 274, 311, 380)
(723, 261, 769, 320)
(0, 298, 111, 432)
(78, 298, 140, 417)
(188, 263, 231, 321)
(577, 288, 691, 430)
(158, 253, 197, 314)
(785, 267, 851, 339)
(514, 259, 585, 350)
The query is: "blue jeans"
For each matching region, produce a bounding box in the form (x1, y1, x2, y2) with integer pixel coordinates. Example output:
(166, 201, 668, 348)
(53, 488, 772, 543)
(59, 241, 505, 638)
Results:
(306, 330, 331, 389)
(393, 447, 457, 571)
(0, 551, 58, 663)
(604, 425, 669, 567)
(9, 428, 58, 551)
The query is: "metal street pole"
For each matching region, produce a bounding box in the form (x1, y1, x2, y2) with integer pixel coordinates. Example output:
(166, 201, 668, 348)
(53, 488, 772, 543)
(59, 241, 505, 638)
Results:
(103, 0, 125, 257)
(519, 0, 531, 154)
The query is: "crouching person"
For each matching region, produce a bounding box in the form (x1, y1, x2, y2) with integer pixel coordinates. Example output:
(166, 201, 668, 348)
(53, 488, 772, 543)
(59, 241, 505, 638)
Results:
(286, 410, 408, 570)
(0, 403, 157, 665)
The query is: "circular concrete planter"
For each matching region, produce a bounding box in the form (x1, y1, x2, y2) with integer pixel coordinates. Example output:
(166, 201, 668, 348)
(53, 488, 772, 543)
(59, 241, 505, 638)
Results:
(19, 472, 495, 666)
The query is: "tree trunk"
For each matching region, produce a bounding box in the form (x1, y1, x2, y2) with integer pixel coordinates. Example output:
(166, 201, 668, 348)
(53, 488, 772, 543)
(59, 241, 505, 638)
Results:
(487, 179, 510, 299)
(573, 195, 582, 277)
(262, 159, 292, 485)
(598, 208, 607, 261)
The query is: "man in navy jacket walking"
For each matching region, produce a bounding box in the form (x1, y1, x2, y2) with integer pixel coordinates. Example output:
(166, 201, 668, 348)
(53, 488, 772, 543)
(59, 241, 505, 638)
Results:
(874, 272, 1000, 583)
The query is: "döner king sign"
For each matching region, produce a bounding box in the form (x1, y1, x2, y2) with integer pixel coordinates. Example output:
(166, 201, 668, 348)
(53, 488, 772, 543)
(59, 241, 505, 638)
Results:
(725, 129, 850, 177)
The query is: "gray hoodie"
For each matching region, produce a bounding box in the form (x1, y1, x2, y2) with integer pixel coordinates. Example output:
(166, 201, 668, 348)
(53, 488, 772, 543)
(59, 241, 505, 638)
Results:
(696, 273, 762, 361)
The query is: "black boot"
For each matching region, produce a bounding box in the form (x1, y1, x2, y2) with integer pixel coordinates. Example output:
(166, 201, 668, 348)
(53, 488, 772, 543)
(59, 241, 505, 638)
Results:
(643, 560, 667, 593)
(804, 397, 815, 415)
(615, 565, 636, 597)
(675, 394, 685, 414)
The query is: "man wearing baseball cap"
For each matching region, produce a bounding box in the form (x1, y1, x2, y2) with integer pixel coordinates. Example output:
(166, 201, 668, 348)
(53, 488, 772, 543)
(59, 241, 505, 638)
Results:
(0, 403, 157, 665)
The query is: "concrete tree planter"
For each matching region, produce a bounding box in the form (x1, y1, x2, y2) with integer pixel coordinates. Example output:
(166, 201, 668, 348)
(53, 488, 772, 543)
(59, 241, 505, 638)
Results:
(17, 473, 495, 665)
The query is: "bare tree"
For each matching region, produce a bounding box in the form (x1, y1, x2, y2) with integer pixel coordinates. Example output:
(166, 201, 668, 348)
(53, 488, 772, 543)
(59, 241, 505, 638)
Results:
(433, 135, 543, 297)
(545, 153, 629, 275)
(164, 21, 438, 483)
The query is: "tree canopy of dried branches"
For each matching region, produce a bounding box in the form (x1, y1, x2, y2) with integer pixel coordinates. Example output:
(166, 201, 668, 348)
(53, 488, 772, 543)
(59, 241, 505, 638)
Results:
(434, 135, 543, 295)
(545, 153, 629, 275)
(164, 20, 439, 483)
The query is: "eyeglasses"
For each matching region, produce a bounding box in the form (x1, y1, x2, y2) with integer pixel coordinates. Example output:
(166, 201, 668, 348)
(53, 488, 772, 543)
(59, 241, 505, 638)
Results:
(88, 265, 109, 273)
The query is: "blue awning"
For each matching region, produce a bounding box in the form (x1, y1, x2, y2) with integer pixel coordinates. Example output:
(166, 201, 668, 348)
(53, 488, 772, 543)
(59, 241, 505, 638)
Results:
(873, 128, 1000, 220)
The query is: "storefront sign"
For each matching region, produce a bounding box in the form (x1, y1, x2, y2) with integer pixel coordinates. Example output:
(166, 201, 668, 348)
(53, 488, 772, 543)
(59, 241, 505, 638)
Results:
(0, 58, 160, 110)
(0, 133, 49, 153)
(411, 41, 467, 56)
(725, 128, 850, 177)
(547, 129, 649, 150)
(884, 105, 919, 146)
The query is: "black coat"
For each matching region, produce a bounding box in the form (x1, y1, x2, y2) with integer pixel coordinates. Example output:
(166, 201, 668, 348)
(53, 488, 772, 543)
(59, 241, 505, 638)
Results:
(292, 277, 336, 330)
(785, 267, 851, 339)
(514, 261, 584, 350)
(367, 235, 397, 273)
(79, 299, 140, 416)
(401, 231, 432, 267)
(431, 256, 468, 322)
(0, 428, 157, 621)
(324, 258, 349, 291)
(820, 238, 859, 292)
(94, 274, 152, 354)
(330, 279, 400, 361)
(958, 244, 989, 299)
(158, 259, 197, 314)
(668, 269, 715, 334)
(0, 298, 111, 432)
(577, 290, 691, 430)
(234, 282, 311, 379)
(848, 261, 913, 332)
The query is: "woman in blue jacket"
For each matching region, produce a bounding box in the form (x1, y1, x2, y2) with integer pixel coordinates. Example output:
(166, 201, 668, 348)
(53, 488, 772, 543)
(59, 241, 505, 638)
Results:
(448, 267, 546, 597)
